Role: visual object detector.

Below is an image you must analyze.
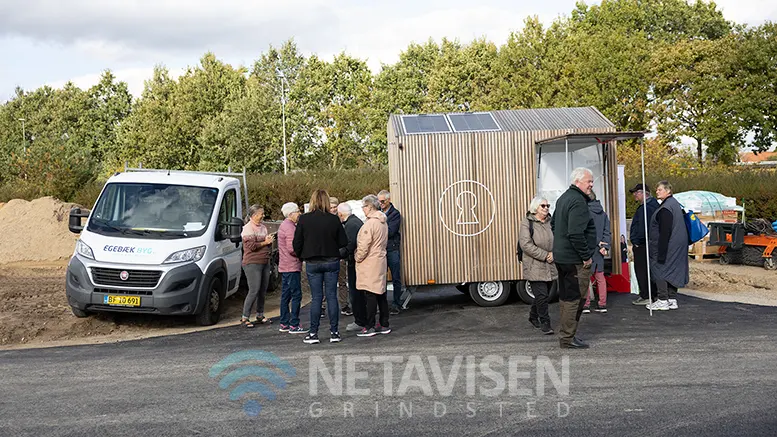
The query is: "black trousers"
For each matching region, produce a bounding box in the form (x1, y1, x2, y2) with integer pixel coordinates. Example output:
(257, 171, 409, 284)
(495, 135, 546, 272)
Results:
(633, 244, 656, 300)
(528, 281, 552, 325)
(656, 279, 678, 301)
(348, 260, 367, 327)
(364, 291, 389, 329)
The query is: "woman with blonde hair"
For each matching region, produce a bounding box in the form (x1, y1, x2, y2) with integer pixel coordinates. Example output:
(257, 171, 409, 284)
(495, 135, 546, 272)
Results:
(355, 195, 390, 337)
(519, 196, 557, 335)
(293, 189, 348, 344)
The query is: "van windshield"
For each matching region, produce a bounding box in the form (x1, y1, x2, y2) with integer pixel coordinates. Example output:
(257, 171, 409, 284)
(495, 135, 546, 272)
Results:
(87, 183, 218, 239)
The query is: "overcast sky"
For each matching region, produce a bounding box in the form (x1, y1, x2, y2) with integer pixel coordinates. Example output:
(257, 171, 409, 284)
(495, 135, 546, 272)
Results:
(1, 0, 775, 102)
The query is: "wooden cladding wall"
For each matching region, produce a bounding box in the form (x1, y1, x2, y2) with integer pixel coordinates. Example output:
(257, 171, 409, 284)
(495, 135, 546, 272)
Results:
(389, 127, 620, 286)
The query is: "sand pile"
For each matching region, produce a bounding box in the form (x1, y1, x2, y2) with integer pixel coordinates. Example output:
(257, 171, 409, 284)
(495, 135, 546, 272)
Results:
(0, 197, 79, 264)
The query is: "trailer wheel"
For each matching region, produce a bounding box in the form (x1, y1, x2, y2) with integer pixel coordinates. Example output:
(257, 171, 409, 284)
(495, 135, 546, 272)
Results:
(516, 280, 559, 304)
(469, 281, 510, 307)
(196, 277, 223, 326)
(765, 257, 776, 271)
(70, 306, 89, 318)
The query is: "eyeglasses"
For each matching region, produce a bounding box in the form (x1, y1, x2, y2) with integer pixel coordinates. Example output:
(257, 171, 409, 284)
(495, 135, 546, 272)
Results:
(378, 199, 388, 204)
(540, 204, 550, 208)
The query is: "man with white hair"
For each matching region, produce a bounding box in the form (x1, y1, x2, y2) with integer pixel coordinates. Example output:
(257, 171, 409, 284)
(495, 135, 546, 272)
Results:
(378, 189, 403, 314)
(551, 167, 598, 349)
(337, 202, 366, 332)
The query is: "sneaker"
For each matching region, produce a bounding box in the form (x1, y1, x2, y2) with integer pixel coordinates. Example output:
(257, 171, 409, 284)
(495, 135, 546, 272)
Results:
(377, 325, 391, 335)
(346, 322, 363, 332)
(646, 299, 670, 311)
(289, 326, 308, 334)
(540, 324, 554, 335)
(632, 297, 650, 306)
(341, 306, 353, 316)
(357, 327, 378, 337)
(303, 333, 320, 344)
(668, 299, 679, 310)
(582, 305, 591, 314)
(390, 306, 400, 315)
(529, 318, 541, 329)
(330, 332, 342, 343)
(594, 305, 607, 313)
(278, 324, 290, 333)
(320, 308, 326, 318)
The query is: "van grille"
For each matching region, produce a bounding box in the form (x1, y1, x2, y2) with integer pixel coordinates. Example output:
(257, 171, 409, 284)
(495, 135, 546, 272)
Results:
(91, 268, 161, 288)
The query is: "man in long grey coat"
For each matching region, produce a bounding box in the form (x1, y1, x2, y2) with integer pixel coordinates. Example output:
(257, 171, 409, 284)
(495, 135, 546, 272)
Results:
(647, 180, 689, 311)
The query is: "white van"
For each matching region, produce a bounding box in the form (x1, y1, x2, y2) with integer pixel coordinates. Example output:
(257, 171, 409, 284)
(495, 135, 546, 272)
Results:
(66, 168, 248, 325)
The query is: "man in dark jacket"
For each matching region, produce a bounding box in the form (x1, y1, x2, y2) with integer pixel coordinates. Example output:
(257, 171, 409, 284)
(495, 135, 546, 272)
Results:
(378, 190, 403, 314)
(628, 184, 660, 305)
(337, 203, 366, 331)
(551, 168, 597, 349)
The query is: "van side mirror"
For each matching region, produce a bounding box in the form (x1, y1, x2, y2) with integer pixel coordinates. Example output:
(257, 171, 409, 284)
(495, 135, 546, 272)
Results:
(69, 208, 90, 234)
(228, 217, 244, 243)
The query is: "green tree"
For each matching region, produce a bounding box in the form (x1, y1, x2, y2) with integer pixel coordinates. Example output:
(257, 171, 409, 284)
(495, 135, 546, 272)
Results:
(116, 54, 247, 170)
(651, 36, 744, 164)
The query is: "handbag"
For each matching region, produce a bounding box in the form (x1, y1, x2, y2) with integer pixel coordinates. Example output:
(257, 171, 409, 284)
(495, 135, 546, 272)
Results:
(683, 208, 709, 245)
(516, 219, 534, 262)
(629, 261, 639, 295)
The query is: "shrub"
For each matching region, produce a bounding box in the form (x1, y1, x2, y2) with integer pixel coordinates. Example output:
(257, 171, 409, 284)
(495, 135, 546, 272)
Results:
(625, 168, 777, 221)
(246, 169, 390, 220)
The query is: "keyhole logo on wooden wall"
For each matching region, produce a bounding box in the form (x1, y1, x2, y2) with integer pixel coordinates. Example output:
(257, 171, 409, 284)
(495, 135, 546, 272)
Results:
(439, 180, 496, 237)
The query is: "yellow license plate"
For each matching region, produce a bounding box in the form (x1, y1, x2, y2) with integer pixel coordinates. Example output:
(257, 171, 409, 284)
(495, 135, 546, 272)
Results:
(104, 295, 141, 307)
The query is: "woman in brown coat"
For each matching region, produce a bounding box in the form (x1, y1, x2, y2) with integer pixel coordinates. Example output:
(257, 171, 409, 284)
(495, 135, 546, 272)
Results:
(355, 194, 390, 337)
(519, 196, 557, 335)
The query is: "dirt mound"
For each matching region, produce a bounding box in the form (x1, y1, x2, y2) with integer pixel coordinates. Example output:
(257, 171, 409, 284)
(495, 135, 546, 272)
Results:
(0, 197, 79, 264)
(689, 260, 777, 298)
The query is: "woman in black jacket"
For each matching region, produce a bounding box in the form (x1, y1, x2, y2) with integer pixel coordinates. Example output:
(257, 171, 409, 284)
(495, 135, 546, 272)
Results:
(293, 189, 348, 345)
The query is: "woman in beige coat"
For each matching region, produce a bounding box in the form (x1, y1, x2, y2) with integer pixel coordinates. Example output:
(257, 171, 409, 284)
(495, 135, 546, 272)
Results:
(519, 196, 558, 335)
(355, 194, 390, 337)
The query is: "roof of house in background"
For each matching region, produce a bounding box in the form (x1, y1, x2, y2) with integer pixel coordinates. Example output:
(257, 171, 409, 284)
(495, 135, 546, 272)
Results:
(389, 106, 615, 136)
(739, 151, 777, 163)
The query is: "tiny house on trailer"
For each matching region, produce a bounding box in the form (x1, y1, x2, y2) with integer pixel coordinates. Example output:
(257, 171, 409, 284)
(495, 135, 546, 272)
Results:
(387, 107, 643, 306)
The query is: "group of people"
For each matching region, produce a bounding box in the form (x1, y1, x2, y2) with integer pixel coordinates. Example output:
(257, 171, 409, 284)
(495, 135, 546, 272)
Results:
(239, 189, 405, 345)
(519, 168, 690, 349)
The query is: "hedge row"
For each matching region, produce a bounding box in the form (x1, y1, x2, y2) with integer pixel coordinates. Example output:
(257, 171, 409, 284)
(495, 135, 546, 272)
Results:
(3, 167, 775, 222)
(0, 169, 391, 221)
(625, 168, 777, 221)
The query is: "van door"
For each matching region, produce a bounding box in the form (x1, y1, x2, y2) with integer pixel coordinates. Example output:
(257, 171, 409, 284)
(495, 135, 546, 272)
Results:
(216, 187, 243, 293)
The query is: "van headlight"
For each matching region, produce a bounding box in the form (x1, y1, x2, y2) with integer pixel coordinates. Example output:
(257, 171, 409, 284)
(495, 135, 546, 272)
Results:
(76, 240, 95, 260)
(163, 246, 206, 264)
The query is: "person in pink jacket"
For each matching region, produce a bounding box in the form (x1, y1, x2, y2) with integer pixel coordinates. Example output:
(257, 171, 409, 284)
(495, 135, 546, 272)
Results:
(277, 202, 307, 334)
(356, 195, 391, 337)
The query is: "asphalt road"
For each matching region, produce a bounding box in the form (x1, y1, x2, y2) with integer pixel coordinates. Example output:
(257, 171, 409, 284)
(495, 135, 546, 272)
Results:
(2, 288, 777, 437)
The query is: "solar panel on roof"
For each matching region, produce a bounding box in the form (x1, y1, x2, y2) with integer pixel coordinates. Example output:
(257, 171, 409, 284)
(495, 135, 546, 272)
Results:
(401, 115, 451, 134)
(447, 112, 501, 132)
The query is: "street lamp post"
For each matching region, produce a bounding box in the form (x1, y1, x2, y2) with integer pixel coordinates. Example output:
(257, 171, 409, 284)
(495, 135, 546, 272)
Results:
(277, 70, 289, 175)
(18, 118, 26, 154)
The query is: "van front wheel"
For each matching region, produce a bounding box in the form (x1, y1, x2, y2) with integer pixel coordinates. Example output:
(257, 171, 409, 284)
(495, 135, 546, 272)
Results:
(468, 281, 511, 307)
(196, 277, 223, 326)
(71, 306, 89, 318)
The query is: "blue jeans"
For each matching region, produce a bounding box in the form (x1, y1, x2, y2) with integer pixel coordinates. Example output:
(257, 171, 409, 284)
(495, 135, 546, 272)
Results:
(306, 261, 340, 334)
(279, 272, 302, 327)
(387, 250, 403, 308)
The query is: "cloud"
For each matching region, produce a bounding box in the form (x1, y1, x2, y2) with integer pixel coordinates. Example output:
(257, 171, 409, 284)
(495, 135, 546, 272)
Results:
(0, 0, 341, 61)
